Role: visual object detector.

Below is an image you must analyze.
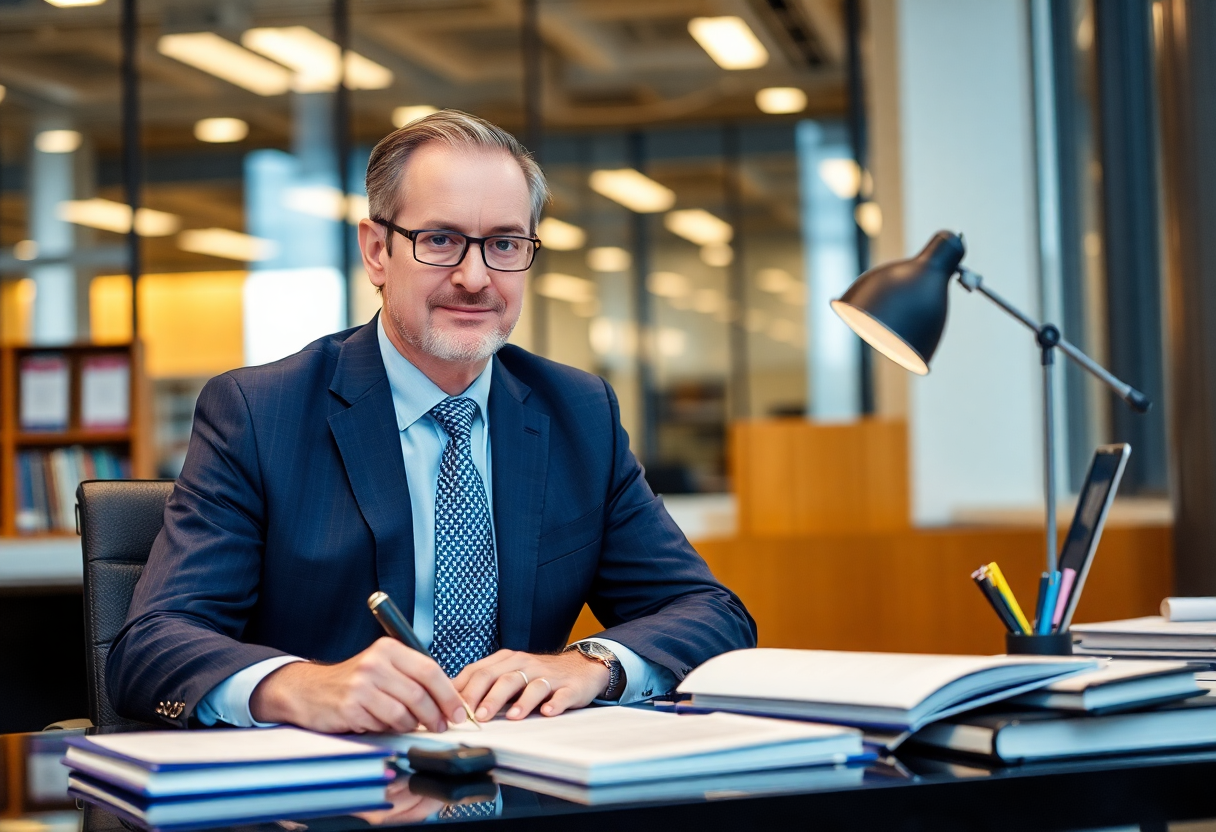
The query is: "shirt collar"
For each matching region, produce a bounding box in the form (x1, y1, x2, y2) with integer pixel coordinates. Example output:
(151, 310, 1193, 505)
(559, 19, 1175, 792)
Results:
(376, 314, 493, 432)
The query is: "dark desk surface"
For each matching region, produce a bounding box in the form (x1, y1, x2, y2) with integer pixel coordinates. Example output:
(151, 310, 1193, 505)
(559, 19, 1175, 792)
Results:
(6, 730, 1216, 832)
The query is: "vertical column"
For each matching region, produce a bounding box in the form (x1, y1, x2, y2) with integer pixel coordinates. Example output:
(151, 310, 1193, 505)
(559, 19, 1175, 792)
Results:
(1156, 0, 1216, 593)
(895, 0, 1044, 524)
(1093, 0, 1168, 493)
(29, 116, 77, 344)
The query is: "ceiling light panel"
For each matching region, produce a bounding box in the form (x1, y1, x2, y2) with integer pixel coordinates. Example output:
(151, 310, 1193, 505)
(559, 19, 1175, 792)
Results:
(194, 117, 249, 143)
(664, 209, 732, 245)
(537, 217, 586, 251)
(589, 169, 676, 213)
(393, 105, 438, 128)
(158, 33, 293, 96)
(688, 16, 769, 70)
(756, 87, 807, 114)
(587, 247, 631, 272)
(57, 199, 180, 236)
(179, 228, 277, 261)
(242, 27, 392, 92)
(43, 0, 106, 6)
(35, 130, 83, 153)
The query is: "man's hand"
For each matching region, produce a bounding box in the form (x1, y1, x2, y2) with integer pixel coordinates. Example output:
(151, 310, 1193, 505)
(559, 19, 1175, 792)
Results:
(250, 637, 468, 734)
(453, 649, 611, 722)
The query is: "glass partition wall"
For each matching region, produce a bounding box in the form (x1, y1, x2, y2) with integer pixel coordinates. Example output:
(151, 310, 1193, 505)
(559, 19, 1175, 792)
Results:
(2, 0, 849, 490)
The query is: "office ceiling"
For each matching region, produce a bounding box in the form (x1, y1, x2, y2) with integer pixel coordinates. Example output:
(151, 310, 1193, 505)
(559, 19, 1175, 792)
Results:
(0, 0, 849, 153)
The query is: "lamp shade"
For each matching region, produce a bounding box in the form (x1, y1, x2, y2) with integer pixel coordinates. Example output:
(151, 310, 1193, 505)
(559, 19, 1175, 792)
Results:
(830, 230, 965, 375)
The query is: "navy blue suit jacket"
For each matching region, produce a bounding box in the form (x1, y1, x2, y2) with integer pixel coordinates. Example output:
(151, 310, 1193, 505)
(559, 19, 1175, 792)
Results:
(108, 318, 756, 727)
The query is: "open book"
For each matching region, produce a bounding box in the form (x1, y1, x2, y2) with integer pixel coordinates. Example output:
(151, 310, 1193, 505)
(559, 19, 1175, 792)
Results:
(676, 649, 1096, 732)
(372, 706, 864, 786)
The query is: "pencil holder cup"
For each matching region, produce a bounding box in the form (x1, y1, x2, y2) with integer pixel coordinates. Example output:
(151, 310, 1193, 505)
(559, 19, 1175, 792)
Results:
(1005, 631, 1074, 656)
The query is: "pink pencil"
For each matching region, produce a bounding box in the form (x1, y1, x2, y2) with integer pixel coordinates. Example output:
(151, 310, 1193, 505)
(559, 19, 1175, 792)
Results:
(1052, 567, 1077, 628)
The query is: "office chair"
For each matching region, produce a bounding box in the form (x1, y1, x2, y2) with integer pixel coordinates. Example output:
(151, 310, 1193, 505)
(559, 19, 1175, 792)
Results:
(76, 478, 175, 730)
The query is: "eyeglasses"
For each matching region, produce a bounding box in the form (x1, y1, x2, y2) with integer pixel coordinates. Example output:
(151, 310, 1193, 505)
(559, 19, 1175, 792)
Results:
(374, 218, 541, 272)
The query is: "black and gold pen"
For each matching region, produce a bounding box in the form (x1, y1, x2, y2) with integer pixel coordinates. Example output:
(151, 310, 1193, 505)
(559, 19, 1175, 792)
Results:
(367, 591, 480, 730)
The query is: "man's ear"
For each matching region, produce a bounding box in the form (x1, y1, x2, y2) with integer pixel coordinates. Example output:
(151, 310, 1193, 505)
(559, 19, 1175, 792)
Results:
(357, 219, 389, 291)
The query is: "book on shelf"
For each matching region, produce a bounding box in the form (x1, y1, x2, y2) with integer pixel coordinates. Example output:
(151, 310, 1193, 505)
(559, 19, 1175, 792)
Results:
(19, 353, 70, 431)
(14, 446, 131, 534)
(80, 353, 131, 429)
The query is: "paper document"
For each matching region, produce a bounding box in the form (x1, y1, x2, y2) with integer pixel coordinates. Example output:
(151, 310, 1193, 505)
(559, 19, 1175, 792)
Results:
(377, 706, 863, 786)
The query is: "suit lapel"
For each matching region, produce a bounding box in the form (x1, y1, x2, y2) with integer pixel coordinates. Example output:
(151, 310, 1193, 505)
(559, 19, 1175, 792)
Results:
(490, 358, 549, 649)
(328, 317, 416, 622)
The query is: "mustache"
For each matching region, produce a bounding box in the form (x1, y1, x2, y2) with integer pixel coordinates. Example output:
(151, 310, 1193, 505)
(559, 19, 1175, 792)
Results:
(427, 289, 506, 314)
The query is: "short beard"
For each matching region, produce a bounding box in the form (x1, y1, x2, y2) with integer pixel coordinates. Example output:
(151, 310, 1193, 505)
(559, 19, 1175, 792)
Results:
(393, 288, 515, 363)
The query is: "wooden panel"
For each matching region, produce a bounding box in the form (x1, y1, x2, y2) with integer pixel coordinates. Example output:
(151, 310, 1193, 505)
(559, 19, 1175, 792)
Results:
(732, 418, 910, 535)
(568, 523, 1171, 654)
(695, 524, 1172, 655)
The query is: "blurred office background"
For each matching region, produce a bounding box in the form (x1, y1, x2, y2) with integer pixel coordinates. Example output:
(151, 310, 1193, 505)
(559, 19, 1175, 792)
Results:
(2, 0, 1214, 731)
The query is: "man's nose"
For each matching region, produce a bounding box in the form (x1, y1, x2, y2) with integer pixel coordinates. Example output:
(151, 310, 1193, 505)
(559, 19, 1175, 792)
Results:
(451, 245, 493, 293)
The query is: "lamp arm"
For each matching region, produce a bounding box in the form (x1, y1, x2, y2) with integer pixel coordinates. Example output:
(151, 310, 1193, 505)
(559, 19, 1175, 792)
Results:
(957, 268, 1151, 413)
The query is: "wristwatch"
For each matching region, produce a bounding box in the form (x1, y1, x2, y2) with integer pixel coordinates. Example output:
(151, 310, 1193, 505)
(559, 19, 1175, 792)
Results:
(566, 641, 626, 701)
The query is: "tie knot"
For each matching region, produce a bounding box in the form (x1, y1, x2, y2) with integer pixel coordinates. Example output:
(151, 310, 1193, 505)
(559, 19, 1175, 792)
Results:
(430, 396, 478, 440)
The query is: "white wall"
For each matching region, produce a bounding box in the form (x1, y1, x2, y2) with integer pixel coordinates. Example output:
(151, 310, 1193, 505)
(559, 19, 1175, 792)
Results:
(894, 0, 1044, 524)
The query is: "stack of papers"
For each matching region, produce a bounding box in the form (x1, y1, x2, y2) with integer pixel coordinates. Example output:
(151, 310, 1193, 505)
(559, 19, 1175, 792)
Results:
(63, 728, 392, 830)
(675, 648, 1097, 734)
(1073, 617, 1216, 668)
(377, 706, 865, 786)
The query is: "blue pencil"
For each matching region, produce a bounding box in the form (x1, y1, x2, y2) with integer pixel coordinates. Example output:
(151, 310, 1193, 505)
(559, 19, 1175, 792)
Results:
(1037, 571, 1062, 634)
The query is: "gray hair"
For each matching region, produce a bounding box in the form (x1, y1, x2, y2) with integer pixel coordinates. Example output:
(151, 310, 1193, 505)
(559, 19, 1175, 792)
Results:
(365, 110, 550, 242)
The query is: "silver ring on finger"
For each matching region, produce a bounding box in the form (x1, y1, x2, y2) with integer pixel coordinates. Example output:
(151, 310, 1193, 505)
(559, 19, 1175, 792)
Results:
(515, 669, 529, 687)
(537, 677, 552, 696)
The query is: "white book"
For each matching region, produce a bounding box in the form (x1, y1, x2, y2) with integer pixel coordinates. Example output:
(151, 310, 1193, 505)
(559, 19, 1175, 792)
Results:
(1008, 659, 1202, 713)
(676, 648, 1096, 732)
(19, 354, 69, 431)
(1074, 616, 1216, 651)
(373, 707, 863, 786)
(80, 354, 131, 429)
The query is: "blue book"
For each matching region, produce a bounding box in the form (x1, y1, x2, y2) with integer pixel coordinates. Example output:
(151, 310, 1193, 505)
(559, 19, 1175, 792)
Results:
(63, 727, 392, 798)
(68, 771, 391, 832)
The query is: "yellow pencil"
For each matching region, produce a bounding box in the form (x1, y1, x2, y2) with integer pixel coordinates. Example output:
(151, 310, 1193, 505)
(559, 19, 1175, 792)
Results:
(986, 562, 1032, 634)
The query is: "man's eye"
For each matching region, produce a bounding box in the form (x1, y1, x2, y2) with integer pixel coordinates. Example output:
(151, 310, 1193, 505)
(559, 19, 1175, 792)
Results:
(492, 238, 519, 252)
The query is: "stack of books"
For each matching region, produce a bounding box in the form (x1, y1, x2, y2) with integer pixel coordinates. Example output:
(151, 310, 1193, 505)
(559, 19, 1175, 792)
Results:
(15, 446, 131, 533)
(62, 728, 393, 830)
(673, 648, 1216, 764)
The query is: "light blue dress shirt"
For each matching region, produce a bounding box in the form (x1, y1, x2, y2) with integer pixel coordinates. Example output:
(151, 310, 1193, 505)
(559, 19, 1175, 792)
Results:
(196, 318, 674, 727)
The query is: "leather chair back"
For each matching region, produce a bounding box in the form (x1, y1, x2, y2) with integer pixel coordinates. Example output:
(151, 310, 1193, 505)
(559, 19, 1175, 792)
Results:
(77, 479, 174, 729)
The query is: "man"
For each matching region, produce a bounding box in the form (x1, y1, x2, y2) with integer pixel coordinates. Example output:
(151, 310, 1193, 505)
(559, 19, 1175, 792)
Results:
(108, 111, 756, 733)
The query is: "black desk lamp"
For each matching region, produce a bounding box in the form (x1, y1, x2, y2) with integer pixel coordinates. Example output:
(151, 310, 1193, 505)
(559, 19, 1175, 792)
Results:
(831, 230, 1150, 574)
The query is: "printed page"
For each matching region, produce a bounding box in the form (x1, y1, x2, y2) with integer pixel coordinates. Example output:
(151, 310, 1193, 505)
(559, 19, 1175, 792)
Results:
(677, 649, 1093, 710)
(415, 707, 853, 766)
(82, 727, 384, 765)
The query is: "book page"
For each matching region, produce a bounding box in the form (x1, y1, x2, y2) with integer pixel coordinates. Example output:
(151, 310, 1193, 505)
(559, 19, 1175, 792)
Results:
(81, 727, 384, 765)
(401, 708, 854, 766)
(678, 648, 1093, 710)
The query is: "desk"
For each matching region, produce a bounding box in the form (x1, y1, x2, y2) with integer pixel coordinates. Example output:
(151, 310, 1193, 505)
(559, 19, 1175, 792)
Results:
(6, 730, 1216, 832)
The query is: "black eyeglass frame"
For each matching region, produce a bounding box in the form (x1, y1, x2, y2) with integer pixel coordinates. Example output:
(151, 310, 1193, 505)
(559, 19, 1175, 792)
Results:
(373, 218, 541, 272)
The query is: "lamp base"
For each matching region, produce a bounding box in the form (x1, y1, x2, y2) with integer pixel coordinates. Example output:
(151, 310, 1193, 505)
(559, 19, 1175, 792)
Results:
(1005, 631, 1073, 656)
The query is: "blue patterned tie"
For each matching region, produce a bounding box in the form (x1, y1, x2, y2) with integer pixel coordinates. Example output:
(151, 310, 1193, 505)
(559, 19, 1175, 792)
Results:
(429, 397, 499, 677)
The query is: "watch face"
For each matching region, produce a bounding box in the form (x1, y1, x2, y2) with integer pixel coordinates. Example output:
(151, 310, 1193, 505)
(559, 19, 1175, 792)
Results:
(581, 642, 612, 660)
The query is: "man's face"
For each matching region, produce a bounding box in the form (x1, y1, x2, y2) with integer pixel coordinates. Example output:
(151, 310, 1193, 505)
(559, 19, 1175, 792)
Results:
(373, 142, 531, 365)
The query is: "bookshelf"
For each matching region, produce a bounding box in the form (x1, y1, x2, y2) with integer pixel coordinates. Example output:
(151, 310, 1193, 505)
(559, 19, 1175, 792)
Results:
(1, 342, 152, 538)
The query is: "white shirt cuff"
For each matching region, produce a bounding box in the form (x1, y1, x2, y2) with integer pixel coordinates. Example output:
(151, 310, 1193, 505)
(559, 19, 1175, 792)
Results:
(195, 656, 306, 727)
(575, 638, 677, 705)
